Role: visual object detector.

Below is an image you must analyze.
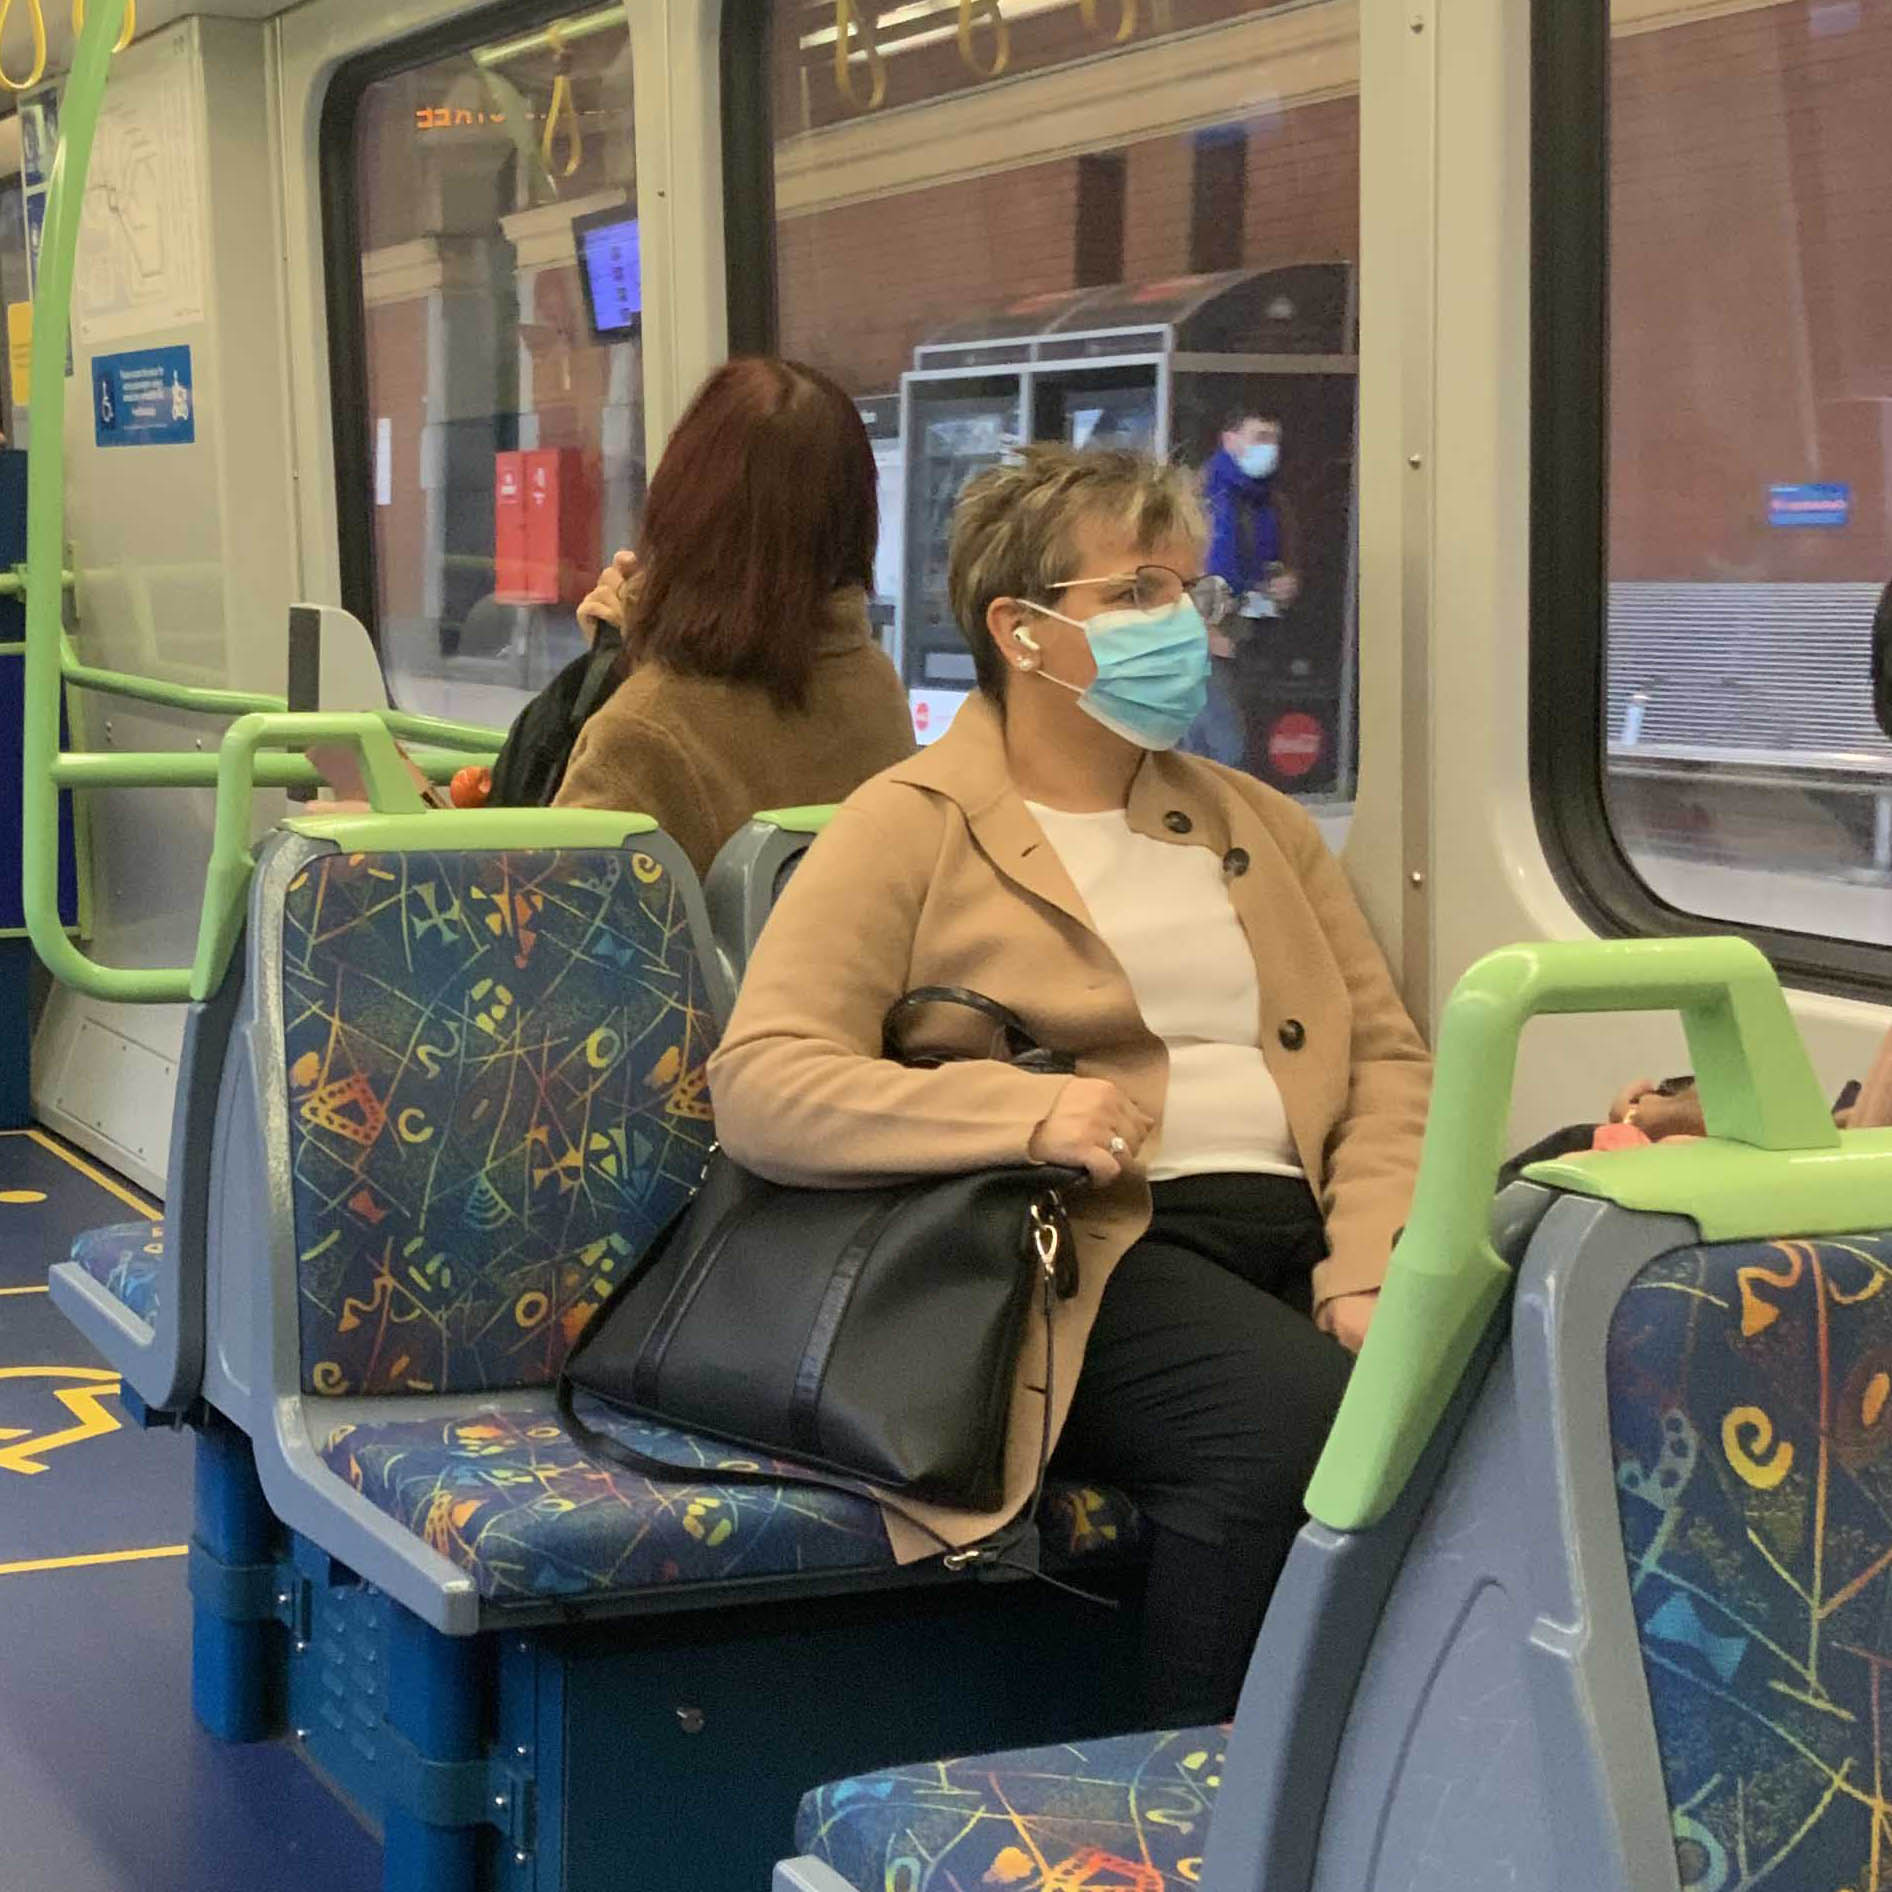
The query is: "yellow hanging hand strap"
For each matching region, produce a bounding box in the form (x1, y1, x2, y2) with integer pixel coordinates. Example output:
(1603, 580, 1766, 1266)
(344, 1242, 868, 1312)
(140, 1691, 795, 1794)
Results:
(1079, 0, 1136, 44)
(539, 25, 582, 180)
(832, 0, 885, 112)
(0, 0, 48, 94)
(70, 0, 134, 55)
(957, 0, 1009, 78)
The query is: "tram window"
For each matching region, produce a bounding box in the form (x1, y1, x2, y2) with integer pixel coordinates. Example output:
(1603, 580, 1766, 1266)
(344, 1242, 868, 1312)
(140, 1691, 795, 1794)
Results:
(340, 7, 640, 728)
(1599, 1, 1892, 952)
(760, 0, 1363, 803)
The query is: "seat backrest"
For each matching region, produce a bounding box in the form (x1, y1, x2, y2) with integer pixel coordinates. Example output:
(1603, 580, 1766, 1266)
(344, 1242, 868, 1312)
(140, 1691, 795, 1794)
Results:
(1604, 1223, 1892, 1890)
(276, 823, 720, 1399)
(704, 807, 836, 991)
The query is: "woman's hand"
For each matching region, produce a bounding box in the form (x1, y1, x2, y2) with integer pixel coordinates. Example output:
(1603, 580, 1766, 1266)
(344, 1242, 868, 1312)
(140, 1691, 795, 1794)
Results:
(1028, 1078, 1153, 1186)
(1609, 1076, 1705, 1141)
(577, 549, 637, 639)
(1318, 1290, 1378, 1353)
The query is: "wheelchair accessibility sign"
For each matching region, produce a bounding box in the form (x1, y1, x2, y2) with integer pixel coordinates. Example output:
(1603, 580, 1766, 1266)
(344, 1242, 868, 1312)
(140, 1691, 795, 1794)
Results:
(93, 344, 194, 448)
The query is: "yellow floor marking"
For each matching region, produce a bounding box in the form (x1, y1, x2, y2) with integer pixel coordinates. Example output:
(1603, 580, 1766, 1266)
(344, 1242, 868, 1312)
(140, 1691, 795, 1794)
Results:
(0, 1284, 48, 1295)
(0, 1544, 188, 1579)
(0, 1366, 123, 1473)
(0, 1190, 46, 1204)
(23, 1129, 159, 1219)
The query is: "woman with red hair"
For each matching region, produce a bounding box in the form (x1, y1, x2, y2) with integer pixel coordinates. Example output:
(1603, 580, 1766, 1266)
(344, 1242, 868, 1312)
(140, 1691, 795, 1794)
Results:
(553, 356, 915, 872)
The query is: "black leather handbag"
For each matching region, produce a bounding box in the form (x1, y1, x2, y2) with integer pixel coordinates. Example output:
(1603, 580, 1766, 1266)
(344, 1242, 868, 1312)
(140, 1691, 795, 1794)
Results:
(557, 990, 1083, 1541)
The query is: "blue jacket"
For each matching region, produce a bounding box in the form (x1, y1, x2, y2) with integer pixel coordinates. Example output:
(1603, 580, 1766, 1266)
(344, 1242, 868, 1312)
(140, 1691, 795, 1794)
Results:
(1204, 447, 1283, 595)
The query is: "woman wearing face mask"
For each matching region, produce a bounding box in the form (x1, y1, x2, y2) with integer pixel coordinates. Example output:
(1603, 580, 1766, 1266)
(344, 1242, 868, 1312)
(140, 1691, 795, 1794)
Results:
(708, 446, 1430, 1725)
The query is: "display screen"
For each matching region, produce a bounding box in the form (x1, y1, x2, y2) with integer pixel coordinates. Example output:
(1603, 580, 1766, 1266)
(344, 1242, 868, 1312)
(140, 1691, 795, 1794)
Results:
(573, 207, 642, 340)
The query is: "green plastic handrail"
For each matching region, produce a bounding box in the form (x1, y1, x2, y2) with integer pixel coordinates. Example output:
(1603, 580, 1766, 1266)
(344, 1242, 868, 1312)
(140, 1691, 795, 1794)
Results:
(23, 0, 147, 996)
(18, 0, 505, 1002)
(191, 711, 429, 1000)
(49, 745, 484, 792)
(1304, 934, 1842, 1534)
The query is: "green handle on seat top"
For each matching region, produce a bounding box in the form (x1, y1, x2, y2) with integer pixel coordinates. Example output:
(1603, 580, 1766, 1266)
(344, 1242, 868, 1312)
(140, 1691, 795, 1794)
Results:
(1305, 934, 1841, 1534)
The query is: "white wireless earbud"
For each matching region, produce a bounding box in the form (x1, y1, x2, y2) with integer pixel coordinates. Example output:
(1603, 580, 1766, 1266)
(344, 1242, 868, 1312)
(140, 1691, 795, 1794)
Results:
(1010, 625, 1041, 652)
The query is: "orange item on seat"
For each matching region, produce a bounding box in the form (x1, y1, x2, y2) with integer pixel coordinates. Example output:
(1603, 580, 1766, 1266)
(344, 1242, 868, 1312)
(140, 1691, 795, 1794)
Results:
(450, 766, 493, 809)
(1591, 1122, 1652, 1152)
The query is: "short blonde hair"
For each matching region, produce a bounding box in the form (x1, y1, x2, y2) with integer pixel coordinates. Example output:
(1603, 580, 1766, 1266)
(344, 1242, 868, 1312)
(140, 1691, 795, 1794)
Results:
(947, 445, 1208, 701)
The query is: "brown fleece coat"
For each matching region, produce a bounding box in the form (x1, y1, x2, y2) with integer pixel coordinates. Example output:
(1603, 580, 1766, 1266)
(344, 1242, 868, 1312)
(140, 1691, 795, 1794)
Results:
(553, 589, 915, 874)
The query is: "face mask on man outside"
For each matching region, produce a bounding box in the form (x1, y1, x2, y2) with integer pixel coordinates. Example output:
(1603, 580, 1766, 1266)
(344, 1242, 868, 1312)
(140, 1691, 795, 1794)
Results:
(1235, 441, 1279, 481)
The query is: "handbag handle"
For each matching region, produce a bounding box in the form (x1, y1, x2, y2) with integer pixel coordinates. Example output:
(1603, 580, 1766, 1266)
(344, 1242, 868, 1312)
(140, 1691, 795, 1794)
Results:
(882, 986, 1074, 1075)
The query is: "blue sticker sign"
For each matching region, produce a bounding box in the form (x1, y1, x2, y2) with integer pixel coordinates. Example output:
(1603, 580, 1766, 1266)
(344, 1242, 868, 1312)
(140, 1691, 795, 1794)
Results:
(1768, 482, 1851, 529)
(93, 345, 194, 448)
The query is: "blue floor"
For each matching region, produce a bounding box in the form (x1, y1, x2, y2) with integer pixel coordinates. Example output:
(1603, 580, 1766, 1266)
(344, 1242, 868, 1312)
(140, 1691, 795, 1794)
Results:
(0, 1130, 380, 1891)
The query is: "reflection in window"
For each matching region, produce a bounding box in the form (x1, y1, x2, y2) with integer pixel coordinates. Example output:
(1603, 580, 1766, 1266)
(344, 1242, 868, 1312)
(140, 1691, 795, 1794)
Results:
(769, 0, 1362, 802)
(350, 9, 640, 726)
(1606, 0, 1892, 944)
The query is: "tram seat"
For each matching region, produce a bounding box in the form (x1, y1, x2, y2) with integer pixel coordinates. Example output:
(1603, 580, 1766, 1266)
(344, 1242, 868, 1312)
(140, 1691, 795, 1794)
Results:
(777, 938, 1892, 1892)
(47, 960, 243, 1412)
(703, 806, 833, 989)
(184, 810, 1150, 1892)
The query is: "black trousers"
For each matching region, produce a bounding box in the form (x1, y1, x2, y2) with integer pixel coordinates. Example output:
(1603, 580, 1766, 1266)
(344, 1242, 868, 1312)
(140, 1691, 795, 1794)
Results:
(1050, 1172, 1351, 1726)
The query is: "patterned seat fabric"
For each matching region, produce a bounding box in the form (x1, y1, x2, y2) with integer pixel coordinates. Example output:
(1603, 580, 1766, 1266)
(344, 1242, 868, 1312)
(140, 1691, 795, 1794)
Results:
(316, 1404, 1144, 1602)
(793, 1725, 1227, 1891)
(1609, 1229, 1892, 1891)
(282, 846, 717, 1397)
(70, 1219, 163, 1325)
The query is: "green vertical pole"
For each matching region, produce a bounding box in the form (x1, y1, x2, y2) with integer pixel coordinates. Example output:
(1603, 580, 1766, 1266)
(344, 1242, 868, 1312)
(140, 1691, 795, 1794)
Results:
(22, 0, 189, 1002)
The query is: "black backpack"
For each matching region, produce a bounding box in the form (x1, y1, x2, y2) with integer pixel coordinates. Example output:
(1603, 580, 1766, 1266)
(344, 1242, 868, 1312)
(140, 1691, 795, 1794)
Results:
(486, 623, 624, 807)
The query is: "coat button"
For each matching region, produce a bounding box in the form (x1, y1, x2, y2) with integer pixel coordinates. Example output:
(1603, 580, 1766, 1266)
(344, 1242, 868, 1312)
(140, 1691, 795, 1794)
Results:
(1278, 1018, 1306, 1051)
(1222, 847, 1250, 878)
(1164, 810, 1193, 834)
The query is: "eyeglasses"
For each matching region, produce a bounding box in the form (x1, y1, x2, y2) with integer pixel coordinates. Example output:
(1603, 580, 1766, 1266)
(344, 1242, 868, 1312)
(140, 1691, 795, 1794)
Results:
(1048, 565, 1236, 625)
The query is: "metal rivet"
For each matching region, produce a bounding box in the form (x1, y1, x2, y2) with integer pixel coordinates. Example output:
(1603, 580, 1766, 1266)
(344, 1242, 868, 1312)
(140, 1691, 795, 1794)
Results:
(1407, 453, 1422, 469)
(493, 1793, 507, 1809)
(515, 1744, 530, 1759)
(514, 1852, 530, 1867)
(1410, 13, 1424, 28)
(676, 1706, 706, 1734)
(294, 1727, 309, 1741)
(1410, 870, 1425, 887)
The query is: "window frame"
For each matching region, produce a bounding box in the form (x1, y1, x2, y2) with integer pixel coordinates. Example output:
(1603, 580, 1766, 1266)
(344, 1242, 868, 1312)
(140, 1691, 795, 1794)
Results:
(317, 0, 629, 649)
(1528, 0, 1892, 1001)
(720, 0, 778, 356)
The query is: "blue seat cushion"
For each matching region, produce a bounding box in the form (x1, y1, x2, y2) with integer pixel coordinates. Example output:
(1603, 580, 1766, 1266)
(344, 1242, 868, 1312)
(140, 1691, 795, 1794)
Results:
(1609, 1228, 1892, 1889)
(316, 1402, 1144, 1603)
(793, 1724, 1227, 1891)
(70, 1219, 162, 1324)
(281, 844, 717, 1399)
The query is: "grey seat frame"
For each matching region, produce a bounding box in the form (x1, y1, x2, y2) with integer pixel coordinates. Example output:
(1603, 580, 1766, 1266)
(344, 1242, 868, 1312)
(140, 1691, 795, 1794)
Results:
(704, 813, 826, 992)
(48, 967, 242, 1412)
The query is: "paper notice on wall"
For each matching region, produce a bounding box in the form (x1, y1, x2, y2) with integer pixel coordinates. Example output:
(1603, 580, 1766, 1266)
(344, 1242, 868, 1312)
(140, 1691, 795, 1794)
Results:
(73, 39, 205, 346)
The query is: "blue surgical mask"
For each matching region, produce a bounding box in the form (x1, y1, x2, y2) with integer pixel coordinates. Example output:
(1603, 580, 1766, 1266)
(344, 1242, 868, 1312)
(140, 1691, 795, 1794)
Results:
(1236, 441, 1279, 481)
(1024, 599, 1212, 750)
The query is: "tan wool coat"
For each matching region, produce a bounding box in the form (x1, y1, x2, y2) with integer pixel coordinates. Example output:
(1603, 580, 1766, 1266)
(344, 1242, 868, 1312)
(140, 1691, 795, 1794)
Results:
(705, 693, 1433, 1559)
(554, 589, 916, 875)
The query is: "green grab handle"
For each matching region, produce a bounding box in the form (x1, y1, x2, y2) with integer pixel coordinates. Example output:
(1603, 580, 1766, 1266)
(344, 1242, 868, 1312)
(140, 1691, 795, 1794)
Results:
(1304, 934, 1837, 1534)
(190, 712, 429, 1000)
